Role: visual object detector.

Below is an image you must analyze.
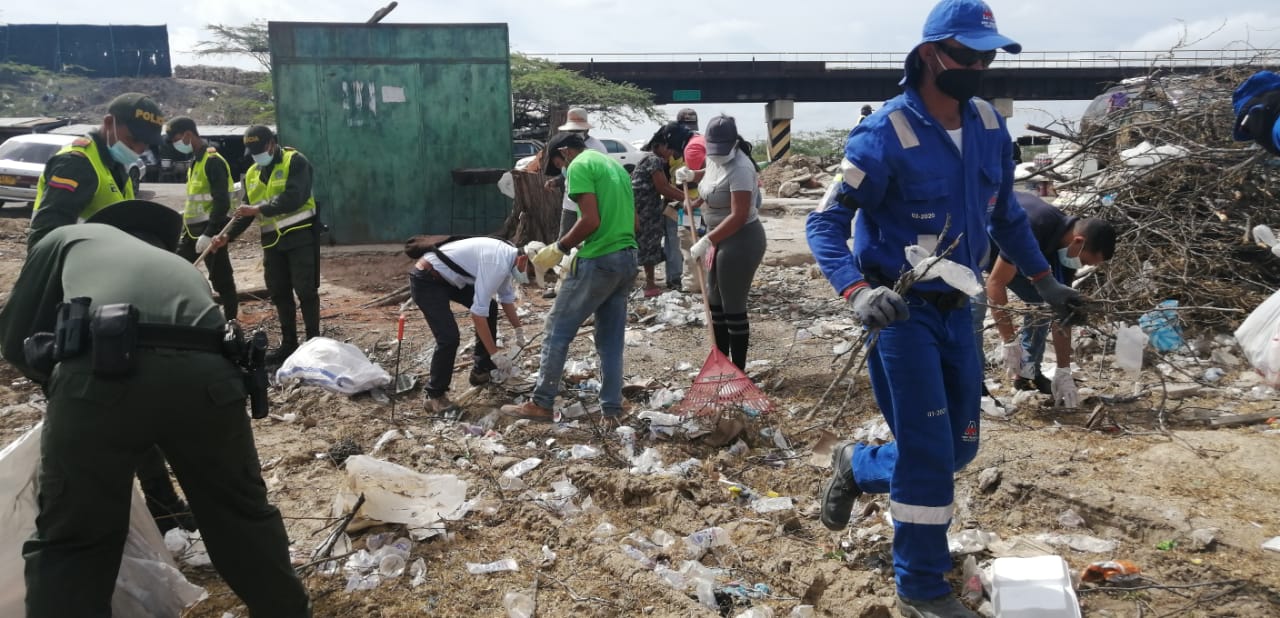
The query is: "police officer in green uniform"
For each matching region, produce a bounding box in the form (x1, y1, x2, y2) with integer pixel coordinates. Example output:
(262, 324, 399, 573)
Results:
(165, 116, 240, 320)
(27, 92, 198, 533)
(29, 92, 163, 248)
(0, 200, 311, 618)
(216, 125, 320, 362)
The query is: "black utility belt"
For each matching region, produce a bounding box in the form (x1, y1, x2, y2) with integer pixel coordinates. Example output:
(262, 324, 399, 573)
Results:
(865, 273, 969, 312)
(25, 298, 230, 379)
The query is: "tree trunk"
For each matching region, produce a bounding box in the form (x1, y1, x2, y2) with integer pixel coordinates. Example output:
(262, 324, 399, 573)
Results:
(500, 170, 563, 246)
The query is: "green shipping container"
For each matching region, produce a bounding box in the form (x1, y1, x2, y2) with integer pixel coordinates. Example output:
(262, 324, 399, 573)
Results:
(268, 22, 512, 244)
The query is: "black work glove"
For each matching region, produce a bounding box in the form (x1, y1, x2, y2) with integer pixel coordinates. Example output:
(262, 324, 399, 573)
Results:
(1033, 276, 1086, 327)
(1236, 90, 1280, 156)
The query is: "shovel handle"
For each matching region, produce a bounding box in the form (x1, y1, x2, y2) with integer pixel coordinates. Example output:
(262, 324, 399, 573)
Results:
(397, 314, 406, 340)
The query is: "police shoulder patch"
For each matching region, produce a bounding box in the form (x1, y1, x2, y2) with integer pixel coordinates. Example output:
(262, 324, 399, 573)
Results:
(72, 137, 92, 147)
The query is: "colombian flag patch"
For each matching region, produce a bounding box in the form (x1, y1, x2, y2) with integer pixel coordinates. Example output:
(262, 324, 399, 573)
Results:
(47, 176, 79, 192)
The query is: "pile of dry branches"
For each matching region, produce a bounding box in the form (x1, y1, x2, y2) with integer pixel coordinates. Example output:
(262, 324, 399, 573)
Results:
(1035, 65, 1280, 331)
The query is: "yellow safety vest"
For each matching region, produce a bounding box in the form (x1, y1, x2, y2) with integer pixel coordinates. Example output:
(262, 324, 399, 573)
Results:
(33, 136, 134, 220)
(244, 148, 317, 248)
(183, 146, 233, 238)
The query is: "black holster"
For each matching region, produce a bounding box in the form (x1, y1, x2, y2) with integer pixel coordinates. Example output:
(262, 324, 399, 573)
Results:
(90, 304, 140, 378)
(53, 296, 92, 361)
(241, 330, 270, 419)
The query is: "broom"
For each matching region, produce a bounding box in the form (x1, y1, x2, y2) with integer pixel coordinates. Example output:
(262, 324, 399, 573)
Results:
(674, 183, 773, 417)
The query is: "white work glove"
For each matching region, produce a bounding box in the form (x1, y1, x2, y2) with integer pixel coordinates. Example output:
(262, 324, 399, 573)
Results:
(195, 234, 213, 254)
(532, 243, 566, 272)
(1001, 341, 1024, 379)
(689, 236, 712, 260)
(1052, 368, 1078, 408)
(513, 327, 528, 348)
(674, 166, 695, 184)
(491, 352, 513, 372)
(848, 286, 909, 330)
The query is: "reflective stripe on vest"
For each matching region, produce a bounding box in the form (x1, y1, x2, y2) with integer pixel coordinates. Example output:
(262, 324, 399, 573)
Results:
(244, 148, 317, 247)
(183, 147, 232, 238)
(33, 137, 133, 220)
(974, 99, 1000, 130)
(888, 111, 920, 149)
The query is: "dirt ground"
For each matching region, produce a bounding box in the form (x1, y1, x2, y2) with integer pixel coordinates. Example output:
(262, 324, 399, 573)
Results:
(1, 195, 1279, 617)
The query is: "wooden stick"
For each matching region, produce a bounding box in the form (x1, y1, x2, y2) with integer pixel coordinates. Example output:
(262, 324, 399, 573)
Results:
(193, 217, 241, 267)
(303, 493, 366, 573)
(1208, 413, 1274, 428)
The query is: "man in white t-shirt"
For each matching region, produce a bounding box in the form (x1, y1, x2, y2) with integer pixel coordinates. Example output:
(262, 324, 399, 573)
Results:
(407, 236, 535, 412)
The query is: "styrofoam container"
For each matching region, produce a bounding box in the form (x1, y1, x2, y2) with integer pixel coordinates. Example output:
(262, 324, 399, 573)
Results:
(991, 555, 1082, 618)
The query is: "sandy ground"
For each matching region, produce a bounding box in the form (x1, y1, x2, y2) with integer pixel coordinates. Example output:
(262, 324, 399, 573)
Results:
(1, 188, 1278, 617)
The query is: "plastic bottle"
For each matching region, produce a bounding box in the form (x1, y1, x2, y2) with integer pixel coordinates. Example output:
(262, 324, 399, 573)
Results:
(1115, 324, 1146, 377)
(466, 558, 519, 575)
(503, 591, 535, 618)
(615, 426, 637, 459)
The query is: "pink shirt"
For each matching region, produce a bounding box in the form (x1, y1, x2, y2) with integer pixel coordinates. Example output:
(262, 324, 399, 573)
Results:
(684, 134, 706, 171)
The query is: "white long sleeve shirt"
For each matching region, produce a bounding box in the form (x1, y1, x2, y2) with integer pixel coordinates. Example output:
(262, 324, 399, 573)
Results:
(417, 237, 518, 317)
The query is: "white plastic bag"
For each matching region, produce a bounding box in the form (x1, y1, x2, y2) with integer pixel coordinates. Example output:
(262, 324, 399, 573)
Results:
(275, 337, 391, 394)
(1235, 289, 1280, 387)
(333, 455, 470, 540)
(0, 423, 207, 617)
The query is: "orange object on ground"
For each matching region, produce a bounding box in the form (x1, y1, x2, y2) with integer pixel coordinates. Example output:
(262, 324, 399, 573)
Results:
(1080, 559, 1141, 584)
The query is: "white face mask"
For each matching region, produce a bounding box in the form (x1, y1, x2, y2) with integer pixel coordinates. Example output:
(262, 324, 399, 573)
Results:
(707, 152, 734, 166)
(1057, 242, 1083, 270)
(172, 138, 193, 155)
(252, 150, 274, 167)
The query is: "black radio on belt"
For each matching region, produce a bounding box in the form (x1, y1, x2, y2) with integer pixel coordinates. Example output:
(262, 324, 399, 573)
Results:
(241, 330, 270, 419)
(54, 296, 92, 360)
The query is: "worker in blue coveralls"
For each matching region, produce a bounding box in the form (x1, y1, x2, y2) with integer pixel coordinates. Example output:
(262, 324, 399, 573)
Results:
(805, 1, 1087, 616)
(1232, 70, 1280, 156)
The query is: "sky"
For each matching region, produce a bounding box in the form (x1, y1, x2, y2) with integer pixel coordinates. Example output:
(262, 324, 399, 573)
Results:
(5, 1, 1280, 144)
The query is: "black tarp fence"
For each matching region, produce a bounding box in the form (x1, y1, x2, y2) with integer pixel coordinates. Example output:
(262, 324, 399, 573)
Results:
(0, 24, 171, 77)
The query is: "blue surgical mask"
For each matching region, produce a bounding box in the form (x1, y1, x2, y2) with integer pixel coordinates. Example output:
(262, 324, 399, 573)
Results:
(107, 125, 140, 166)
(252, 151, 274, 167)
(173, 138, 193, 155)
(1057, 245, 1083, 270)
(511, 264, 529, 285)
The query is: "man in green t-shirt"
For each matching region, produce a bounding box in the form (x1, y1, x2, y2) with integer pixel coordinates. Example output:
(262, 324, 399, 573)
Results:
(502, 132, 638, 425)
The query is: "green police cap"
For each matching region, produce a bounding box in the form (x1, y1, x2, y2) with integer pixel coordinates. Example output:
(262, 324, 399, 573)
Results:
(107, 93, 165, 147)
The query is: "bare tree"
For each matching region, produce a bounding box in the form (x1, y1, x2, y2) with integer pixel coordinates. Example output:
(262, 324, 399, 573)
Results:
(194, 21, 271, 72)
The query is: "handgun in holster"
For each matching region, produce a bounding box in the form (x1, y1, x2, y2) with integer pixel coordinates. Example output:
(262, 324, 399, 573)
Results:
(241, 330, 270, 419)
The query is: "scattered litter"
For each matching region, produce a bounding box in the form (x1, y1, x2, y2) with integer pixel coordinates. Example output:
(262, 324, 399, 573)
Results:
(684, 526, 730, 559)
(591, 522, 617, 543)
(1235, 289, 1280, 387)
(1263, 537, 1280, 553)
(466, 558, 519, 575)
(503, 591, 535, 618)
(978, 467, 1002, 493)
(499, 457, 542, 491)
(370, 429, 403, 455)
(1034, 533, 1118, 554)
(750, 496, 794, 513)
(949, 529, 999, 555)
(1080, 559, 1142, 585)
(1057, 509, 1085, 528)
(853, 418, 892, 443)
(541, 545, 557, 566)
(790, 606, 816, 618)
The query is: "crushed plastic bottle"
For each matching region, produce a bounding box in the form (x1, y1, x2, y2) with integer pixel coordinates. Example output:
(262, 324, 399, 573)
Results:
(684, 526, 730, 559)
(466, 558, 519, 575)
(571, 444, 602, 459)
(651, 529, 676, 549)
(615, 425, 637, 459)
(1057, 509, 1085, 528)
(621, 543, 656, 568)
(790, 606, 816, 618)
(408, 558, 427, 587)
(696, 578, 718, 609)
(591, 522, 618, 543)
(503, 591, 535, 618)
(750, 496, 794, 513)
(735, 607, 775, 618)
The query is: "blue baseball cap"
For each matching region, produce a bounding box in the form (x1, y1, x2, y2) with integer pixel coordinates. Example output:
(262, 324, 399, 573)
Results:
(1232, 70, 1280, 141)
(902, 0, 1021, 85)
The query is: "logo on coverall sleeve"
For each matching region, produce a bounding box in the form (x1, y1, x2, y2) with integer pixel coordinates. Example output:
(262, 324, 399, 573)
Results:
(962, 421, 979, 443)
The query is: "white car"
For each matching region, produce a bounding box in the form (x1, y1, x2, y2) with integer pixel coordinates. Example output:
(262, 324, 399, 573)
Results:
(0, 133, 76, 207)
(597, 137, 644, 172)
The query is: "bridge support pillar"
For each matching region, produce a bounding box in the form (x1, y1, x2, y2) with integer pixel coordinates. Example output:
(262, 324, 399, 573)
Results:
(993, 97, 1014, 118)
(765, 99, 794, 162)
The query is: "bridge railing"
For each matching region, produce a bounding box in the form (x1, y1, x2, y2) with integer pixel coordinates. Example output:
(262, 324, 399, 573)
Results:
(539, 49, 1279, 70)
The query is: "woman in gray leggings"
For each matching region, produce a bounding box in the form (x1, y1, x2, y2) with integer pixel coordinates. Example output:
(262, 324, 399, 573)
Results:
(688, 115, 767, 370)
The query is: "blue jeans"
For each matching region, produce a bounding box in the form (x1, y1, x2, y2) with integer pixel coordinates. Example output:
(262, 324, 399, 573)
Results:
(850, 297, 981, 600)
(663, 217, 683, 288)
(533, 248, 637, 416)
(973, 280, 1049, 378)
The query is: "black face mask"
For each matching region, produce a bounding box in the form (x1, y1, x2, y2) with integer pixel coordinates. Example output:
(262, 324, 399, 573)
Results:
(933, 53, 984, 102)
